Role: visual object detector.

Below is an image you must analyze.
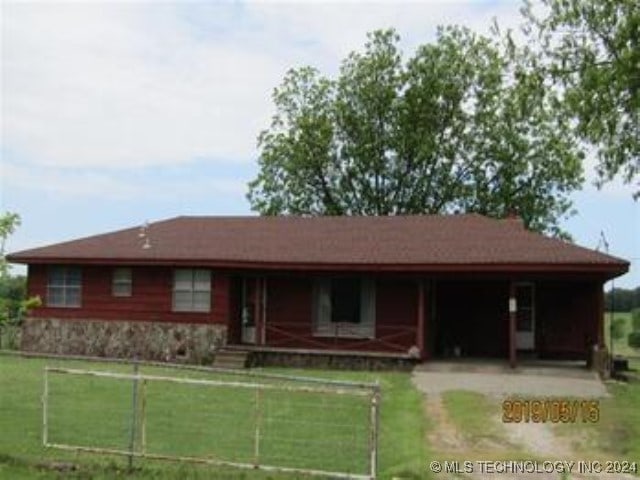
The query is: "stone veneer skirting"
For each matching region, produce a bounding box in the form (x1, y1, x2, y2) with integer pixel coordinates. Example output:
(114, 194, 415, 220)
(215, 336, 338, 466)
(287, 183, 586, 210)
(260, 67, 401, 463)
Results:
(21, 317, 227, 364)
(248, 350, 417, 371)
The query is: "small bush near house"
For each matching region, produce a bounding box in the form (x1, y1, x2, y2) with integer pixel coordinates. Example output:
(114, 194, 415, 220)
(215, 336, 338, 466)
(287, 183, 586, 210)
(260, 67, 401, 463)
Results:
(610, 316, 626, 341)
(632, 308, 640, 331)
(628, 331, 640, 350)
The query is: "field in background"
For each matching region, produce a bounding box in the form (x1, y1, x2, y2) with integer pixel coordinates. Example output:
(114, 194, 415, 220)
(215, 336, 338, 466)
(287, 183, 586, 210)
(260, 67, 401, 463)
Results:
(0, 355, 428, 480)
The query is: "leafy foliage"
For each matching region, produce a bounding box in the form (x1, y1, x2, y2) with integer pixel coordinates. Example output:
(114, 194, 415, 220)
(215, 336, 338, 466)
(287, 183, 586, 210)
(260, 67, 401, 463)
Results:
(522, 0, 640, 196)
(629, 308, 640, 350)
(0, 212, 41, 333)
(633, 308, 640, 331)
(248, 28, 583, 236)
(605, 287, 640, 312)
(0, 212, 21, 278)
(628, 331, 640, 349)
(610, 316, 627, 341)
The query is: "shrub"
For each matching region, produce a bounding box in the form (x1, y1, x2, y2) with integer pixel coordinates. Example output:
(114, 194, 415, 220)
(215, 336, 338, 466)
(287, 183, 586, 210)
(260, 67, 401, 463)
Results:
(610, 317, 626, 341)
(632, 308, 640, 331)
(628, 331, 640, 350)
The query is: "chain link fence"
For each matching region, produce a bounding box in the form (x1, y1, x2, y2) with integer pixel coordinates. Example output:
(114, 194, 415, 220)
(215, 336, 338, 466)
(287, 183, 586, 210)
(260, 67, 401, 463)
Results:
(43, 366, 380, 479)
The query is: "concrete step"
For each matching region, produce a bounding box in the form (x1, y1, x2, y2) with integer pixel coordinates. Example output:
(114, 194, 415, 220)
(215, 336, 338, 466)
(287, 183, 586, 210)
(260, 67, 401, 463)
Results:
(213, 349, 249, 369)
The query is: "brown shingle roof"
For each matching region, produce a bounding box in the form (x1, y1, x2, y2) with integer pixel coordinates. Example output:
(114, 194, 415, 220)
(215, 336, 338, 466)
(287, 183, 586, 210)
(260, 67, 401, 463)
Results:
(7, 214, 628, 275)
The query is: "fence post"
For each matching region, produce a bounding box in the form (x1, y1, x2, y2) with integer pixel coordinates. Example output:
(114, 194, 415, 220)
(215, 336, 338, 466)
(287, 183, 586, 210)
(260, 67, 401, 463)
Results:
(128, 362, 140, 469)
(42, 368, 49, 447)
(253, 386, 262, 467)
(140, 379, 147, 455)
(369, 382, 380, 480)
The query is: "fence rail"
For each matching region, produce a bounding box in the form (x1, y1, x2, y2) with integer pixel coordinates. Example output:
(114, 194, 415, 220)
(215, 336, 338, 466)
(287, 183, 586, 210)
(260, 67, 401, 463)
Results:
(42, 366, 379, 479)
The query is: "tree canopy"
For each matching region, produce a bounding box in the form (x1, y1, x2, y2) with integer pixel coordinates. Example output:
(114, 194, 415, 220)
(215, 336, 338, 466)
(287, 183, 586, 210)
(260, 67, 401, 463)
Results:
(0, 212, 21, 278)
(0, 212, 40, 331)
(522, 0, 639, 196)
(605, 286, 640, 312)
(248, 27, 584, 236)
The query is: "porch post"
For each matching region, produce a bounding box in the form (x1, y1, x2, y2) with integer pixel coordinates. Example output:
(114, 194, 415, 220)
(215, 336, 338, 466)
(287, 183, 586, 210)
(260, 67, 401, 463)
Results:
(261, 277, 267, 345)
(254, 278, 262, 346)
(417, 280, 426, 360)
(508, 281, 517, 368)
(596, 281, 605, 347)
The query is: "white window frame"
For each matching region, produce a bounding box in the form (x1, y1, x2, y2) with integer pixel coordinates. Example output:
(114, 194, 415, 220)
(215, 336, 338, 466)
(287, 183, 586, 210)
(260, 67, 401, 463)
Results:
(112, 267, 133, 297)
(313, 278, 375, 339)
(172, 269, 211, 313)
(47, 266, 82, 308)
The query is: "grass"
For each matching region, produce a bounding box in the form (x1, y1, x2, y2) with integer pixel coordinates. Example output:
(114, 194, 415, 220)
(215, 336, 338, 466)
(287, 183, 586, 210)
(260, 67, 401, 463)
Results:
(0, 355, 429, 479)
(551, 381, 640, 464)
(441, 391, 502, 444)
(601, 382, 640, 461)
(545, 323, 640, 465)
(438, 391, 529, 461)
(604, 311, 640, 359)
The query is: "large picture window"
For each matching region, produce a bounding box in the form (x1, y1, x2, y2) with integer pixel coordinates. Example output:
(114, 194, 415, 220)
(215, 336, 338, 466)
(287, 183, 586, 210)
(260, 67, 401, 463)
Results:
(47, 266, 81, 308)
(313, 278, 375, 338)
(173, 269, 211, 312)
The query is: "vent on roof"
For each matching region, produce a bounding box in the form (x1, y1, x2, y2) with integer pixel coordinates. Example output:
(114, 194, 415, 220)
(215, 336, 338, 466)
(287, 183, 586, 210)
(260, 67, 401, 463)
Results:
(139, 220, 152, 249)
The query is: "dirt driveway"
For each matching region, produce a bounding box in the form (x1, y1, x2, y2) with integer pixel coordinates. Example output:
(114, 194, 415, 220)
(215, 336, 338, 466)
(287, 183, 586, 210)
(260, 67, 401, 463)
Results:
(411, 366, 636, 480)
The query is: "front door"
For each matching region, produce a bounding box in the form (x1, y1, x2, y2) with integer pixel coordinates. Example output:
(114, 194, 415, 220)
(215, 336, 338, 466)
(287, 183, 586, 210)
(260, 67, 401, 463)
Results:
(515, 283, 535, 350)
(240, 278, 256, 344)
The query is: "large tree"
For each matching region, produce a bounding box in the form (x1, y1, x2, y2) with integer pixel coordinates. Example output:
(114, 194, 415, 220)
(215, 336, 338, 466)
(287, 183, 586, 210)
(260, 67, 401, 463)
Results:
(248, 27, 584, 236)
(0, 212, 21, 278)
(522, 0, 639, 196)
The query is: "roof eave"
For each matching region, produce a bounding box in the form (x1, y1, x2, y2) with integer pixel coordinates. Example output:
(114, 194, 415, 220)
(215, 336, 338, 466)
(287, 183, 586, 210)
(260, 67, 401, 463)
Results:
(8, 255, 629, 278)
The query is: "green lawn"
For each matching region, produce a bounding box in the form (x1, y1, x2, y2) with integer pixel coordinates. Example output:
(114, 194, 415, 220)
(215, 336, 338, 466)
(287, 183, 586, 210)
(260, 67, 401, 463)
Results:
(442, 391, 502, 444)
(601, 382, 640, 461)
(0, 355, 429, 479)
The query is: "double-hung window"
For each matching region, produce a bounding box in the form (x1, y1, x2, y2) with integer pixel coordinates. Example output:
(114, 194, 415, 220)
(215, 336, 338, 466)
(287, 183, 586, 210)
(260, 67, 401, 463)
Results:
(47, 266, 82, 308)
(172, 269, 211, 312)
(112, 268, 132, 297)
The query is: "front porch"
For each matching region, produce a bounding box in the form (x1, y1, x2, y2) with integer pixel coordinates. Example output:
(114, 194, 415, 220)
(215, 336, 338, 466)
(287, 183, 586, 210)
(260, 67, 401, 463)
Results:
(223, 345, 603, 377)
(227, 274, 606, 369)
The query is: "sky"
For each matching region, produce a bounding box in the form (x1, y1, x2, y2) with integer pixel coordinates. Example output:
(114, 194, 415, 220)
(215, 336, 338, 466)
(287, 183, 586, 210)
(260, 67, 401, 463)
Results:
(1, 0, 638, 288)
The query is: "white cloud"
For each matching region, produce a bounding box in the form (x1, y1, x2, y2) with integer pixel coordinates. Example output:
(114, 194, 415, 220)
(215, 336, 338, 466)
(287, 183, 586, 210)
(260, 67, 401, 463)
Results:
(2, 2, 286, 168)
(246, 1, 524, 61)
(3, 162, 247, 201)
(1, 0, 524, 171)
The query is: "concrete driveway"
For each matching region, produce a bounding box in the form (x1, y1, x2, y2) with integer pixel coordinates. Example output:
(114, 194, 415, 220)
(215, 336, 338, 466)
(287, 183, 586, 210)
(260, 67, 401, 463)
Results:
(412, 363, 609, 397)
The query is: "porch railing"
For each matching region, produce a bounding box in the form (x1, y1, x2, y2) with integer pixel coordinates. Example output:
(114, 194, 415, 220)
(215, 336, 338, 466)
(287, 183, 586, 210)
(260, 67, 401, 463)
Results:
(264, 322, 417, 354)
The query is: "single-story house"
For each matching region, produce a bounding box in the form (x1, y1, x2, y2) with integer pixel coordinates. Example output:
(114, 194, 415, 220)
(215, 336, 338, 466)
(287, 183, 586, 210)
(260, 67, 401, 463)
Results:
(8, 214, 628, 367)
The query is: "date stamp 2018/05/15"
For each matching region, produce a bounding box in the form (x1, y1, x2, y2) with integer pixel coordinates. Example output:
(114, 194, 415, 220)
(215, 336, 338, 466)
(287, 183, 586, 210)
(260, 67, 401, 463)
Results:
(502, 398, 599, 423)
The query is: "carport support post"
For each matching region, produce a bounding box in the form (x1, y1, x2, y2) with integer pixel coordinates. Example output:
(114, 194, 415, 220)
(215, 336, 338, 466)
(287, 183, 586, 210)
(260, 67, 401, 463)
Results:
(417, 280, 425, 360)
(508, 282, 517, 368)
(253, 278, 262, 345)
(596, 281, 605, 347)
